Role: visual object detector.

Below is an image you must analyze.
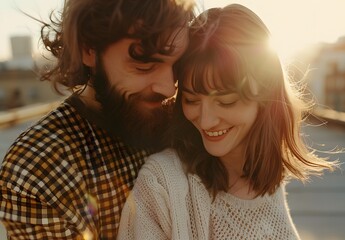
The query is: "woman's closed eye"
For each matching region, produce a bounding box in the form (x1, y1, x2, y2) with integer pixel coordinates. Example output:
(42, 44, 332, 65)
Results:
(215, 93, 240, 108)
(218, 100, 238, 108)
(183, 97, 200, 105)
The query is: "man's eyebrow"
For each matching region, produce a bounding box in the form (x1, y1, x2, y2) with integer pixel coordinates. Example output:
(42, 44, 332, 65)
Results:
(146, 56, 164, 63)
(129, 56, 164, 64)
(129, 44, 182, 64)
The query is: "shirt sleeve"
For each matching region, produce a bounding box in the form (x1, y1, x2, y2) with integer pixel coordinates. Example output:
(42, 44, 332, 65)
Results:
(0, 141, 92, 239)
(117, 165, 172, 240)
(1, 188, 84, 239)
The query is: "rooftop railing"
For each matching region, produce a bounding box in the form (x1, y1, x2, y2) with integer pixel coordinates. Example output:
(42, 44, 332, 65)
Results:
(0, 101, 61, 129)
(1, 101, 345, 129)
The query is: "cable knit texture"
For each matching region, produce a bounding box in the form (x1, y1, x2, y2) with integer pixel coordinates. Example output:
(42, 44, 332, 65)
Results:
(117, 148, 300, 240)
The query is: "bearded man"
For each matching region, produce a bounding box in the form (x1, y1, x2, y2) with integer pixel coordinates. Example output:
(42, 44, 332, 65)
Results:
(0, 0, 195, 239)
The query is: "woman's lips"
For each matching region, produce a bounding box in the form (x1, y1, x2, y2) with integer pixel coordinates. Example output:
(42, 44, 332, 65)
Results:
(202, 127, 232, 141)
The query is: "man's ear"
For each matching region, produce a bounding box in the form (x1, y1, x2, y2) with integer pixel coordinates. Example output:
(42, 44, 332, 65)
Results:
(82, 48, 96, 67)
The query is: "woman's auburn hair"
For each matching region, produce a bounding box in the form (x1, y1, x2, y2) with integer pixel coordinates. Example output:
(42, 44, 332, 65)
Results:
(172, 4, 338, 198)
(39, 0, 195, 93)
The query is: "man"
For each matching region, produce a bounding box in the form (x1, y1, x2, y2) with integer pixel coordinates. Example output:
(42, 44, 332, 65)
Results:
(0, 0, 195, 239)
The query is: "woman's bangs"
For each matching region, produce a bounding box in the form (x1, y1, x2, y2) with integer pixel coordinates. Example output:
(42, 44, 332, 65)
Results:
(183, 48, 243, 94)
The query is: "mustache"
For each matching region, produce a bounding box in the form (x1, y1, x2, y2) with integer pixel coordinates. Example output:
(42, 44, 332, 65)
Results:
(129, 92, 167, 104)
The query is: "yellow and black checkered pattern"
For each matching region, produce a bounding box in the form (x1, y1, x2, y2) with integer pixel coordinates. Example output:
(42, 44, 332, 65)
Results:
(0, 97, 151, 239)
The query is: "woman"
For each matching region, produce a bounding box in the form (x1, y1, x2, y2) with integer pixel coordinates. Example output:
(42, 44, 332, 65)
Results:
(117, 4, 337, 239)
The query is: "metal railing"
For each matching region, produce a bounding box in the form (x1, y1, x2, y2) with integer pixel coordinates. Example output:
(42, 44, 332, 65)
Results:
(1, 101, 345, 129)
(0, 101, 61, 129)
(312, 107, 345, 127)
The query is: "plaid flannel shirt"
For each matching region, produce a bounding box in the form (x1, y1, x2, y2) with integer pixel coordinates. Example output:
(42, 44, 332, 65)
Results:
(0, 96, 152, 239)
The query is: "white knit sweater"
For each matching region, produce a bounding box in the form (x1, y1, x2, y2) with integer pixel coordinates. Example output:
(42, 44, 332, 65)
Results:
(117, 148, 300, 240)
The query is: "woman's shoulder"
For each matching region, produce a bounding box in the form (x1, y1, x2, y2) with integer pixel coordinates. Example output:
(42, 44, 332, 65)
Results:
(139, 148, 188, 185)
(144, 148, 184, 171)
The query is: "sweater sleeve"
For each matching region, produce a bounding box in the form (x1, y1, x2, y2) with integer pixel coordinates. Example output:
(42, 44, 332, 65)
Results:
(117, 159, 173, 240)
(117, 149, 191, 240)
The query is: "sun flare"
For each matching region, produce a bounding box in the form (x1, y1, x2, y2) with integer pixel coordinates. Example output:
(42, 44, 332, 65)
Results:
(203, 0, 345, 60)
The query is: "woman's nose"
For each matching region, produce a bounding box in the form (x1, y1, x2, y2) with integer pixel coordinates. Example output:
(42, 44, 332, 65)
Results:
(198, 103, 220, 130)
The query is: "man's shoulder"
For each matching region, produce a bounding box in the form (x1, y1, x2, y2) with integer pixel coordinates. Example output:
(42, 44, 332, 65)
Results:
(36, 100, 84, 130)
(12, 100, 87, 143)
(1, 101, 89, 164)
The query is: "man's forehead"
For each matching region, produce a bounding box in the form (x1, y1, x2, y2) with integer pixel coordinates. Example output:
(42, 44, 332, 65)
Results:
(166, 27, 189, 45)
(164, 27, 189, 55)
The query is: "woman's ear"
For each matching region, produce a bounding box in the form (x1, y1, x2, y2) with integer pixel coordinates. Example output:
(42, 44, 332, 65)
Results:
(82, 48, 96, 67)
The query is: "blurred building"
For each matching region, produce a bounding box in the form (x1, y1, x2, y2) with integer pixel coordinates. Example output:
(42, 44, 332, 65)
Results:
(0, 35, 61, 111)
(6, 36, 35, 70)
(306, 36, 345, 112)
(0, 69, 61, 111)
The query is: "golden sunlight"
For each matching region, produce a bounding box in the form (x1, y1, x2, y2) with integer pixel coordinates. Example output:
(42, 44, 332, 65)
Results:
(203, 0, 345, 60)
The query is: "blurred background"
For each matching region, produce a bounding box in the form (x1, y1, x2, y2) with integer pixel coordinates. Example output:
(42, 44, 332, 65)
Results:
(0, 0, 345, 239)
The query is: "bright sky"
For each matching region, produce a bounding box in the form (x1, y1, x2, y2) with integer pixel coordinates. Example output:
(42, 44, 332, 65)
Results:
(0, 0, 62, 61)
(1, 0, 345, 61)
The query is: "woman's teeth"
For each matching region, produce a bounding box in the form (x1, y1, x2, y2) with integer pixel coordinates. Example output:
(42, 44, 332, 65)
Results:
(204, 129, 229, 137)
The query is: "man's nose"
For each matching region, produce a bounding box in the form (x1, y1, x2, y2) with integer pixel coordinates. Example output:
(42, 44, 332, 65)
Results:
(151, 67, 176, 98)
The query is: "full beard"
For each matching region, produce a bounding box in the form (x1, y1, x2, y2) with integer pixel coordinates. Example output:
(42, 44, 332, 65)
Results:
(92, 55, 173, 151)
